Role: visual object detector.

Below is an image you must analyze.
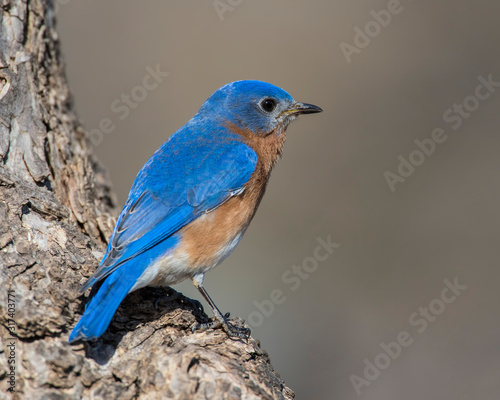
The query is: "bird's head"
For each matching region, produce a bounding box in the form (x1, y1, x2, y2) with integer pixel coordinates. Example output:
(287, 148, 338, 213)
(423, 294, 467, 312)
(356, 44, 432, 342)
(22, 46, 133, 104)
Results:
(197, 80, 322, 136)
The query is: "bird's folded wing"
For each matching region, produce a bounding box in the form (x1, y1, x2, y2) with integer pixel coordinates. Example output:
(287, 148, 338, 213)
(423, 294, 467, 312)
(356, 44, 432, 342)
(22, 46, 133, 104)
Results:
(80, 139, 257, 292)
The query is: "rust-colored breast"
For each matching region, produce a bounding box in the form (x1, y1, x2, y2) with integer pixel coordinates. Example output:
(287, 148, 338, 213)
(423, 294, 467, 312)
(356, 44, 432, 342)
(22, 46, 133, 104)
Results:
(176, 124, 287, 274)
(178, 172, 264, 272)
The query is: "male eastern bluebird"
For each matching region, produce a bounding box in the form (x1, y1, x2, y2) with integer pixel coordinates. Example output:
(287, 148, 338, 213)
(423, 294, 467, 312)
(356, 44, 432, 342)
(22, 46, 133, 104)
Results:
(69, 80, 322, 342)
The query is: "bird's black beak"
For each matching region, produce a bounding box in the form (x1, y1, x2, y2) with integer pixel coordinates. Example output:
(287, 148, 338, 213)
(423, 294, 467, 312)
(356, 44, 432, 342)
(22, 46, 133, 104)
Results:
(287, 102, 323, 115)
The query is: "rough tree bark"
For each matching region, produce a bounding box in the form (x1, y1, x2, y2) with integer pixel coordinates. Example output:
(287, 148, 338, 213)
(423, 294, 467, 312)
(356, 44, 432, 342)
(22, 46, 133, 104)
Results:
(0, 1, 295, 399)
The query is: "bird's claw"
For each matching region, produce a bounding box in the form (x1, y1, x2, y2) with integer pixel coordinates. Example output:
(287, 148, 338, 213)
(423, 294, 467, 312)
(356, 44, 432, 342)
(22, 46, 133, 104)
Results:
(192, 313, 250, 339)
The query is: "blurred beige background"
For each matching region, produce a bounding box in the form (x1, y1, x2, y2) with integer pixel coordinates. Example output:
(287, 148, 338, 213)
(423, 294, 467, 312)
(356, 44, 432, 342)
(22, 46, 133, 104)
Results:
(57, 1, 500, 399)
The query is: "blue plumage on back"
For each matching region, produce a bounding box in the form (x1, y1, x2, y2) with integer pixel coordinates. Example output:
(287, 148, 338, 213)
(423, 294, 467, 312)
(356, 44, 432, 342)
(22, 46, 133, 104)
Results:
(79, 124, 257, 293)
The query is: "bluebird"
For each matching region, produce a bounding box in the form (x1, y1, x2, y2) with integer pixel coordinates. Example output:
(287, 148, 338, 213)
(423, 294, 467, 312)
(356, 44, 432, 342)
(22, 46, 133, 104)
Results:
(69, 80, 322, 342)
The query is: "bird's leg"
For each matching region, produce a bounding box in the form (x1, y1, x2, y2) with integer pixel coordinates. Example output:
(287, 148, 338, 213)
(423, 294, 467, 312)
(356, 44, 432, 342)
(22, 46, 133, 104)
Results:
(191, 274, 250, 339)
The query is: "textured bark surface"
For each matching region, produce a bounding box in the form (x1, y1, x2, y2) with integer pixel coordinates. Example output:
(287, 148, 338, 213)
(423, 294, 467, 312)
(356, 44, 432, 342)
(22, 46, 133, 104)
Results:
(0, 1, 294, 399)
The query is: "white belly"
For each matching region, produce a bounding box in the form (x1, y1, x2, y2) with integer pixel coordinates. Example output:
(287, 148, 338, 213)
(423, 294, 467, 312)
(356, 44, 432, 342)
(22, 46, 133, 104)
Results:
(130, 231, 243, 292)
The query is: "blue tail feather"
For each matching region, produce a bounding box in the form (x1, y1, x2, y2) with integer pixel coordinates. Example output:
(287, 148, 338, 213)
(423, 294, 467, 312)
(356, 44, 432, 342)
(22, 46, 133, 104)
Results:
(69, 236, 179, 343)
(69, 265, 139, 343)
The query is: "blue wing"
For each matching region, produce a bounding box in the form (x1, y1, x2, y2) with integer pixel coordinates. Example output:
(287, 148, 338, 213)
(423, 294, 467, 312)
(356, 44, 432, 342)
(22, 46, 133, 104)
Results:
(80, 125, 258, 292)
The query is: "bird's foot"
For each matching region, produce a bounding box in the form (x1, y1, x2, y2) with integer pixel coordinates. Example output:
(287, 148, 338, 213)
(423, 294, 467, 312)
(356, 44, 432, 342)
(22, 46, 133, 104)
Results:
(192, 312, 250, 339)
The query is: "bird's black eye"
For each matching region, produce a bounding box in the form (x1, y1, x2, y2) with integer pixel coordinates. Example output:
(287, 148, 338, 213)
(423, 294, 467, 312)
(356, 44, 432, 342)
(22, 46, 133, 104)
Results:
(260, 98, 277, 113)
